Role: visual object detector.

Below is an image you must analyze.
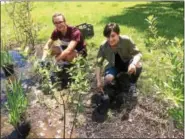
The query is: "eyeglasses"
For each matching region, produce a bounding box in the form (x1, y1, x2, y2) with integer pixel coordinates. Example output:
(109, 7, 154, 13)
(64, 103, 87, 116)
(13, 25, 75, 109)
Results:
(54, 21, 64, 25)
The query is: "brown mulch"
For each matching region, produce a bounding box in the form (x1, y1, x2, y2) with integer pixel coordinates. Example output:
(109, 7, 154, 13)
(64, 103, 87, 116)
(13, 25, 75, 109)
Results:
(75, 93, 184, 138)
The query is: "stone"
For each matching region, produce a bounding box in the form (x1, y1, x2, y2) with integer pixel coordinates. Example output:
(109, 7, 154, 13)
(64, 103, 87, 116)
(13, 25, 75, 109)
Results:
(39, 132, 45, 137)
(57, 129, 62, 134)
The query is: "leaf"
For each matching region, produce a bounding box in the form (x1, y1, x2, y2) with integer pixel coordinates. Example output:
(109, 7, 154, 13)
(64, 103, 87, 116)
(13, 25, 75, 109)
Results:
(80, 91, 88, 95)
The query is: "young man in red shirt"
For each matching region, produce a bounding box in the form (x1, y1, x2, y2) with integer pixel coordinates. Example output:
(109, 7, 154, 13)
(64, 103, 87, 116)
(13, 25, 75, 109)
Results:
(42, 13, 87, 62)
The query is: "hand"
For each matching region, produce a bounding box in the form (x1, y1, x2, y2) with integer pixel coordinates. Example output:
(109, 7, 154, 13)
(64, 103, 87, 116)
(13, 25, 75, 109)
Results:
(55, 53, 62, 62)
(128, 63, 136, 75)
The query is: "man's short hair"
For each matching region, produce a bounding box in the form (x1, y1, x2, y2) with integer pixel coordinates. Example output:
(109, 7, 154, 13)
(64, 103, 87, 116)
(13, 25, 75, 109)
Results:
(103, 23, 120, 37)
(52, 13, 66, 23)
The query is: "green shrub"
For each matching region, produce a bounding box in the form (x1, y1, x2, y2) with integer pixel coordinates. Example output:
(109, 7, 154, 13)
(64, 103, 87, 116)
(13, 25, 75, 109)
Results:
(67, 56, 91, 111)
(4, 0, 41, 50)
(0, 51, 13, 67)
(32, 57, 61, 94)
(144, 15, 184, 129)
(5, 79, 28, 128)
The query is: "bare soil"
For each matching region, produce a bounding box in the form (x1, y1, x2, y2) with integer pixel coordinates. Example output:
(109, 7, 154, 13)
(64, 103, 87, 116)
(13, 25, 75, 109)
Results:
(1, 47, 184, 138)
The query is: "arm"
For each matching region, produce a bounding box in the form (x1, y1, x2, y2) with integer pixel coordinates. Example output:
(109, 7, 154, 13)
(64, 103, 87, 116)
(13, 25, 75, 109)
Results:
(42, 38, 54, 61)
(96, 66, 101, 84)
(132, 53, 142, 66)
(128, 37, 142, 74)
(128, 37, 142, 65)
(96, 66, 103, 91)
(96, 47, 104, 90)
(56, 29, 81, 61)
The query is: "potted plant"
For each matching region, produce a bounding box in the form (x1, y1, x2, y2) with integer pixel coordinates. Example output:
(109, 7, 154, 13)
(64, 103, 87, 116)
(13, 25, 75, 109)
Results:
(5, 79, 30, 138)
(1, 51, 15, 77)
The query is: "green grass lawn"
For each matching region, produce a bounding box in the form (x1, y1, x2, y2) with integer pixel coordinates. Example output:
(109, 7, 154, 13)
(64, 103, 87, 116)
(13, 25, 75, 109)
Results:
(1, 1, 184, 95)
(1, 1, 184, 129)
(1, 1, 183, 54)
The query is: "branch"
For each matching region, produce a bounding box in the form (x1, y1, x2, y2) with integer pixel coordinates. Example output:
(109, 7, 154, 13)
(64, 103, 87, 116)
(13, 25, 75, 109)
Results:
(70, 94, 81, 139)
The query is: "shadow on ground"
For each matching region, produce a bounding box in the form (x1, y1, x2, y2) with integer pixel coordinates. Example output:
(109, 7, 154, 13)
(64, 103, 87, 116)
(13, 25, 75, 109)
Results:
(2, 122, 31, 139)
(91, 73, 137, 123)
(100, 2, 184, 39)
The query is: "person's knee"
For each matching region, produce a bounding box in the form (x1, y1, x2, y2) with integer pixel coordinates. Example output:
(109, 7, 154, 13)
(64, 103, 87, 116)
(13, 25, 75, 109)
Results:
(104, 74, 115, 84)
(50, 46, 62, 56)
(136, 62, 142, 68)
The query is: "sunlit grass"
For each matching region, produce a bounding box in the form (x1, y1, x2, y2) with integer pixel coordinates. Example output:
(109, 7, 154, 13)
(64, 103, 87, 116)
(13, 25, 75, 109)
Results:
(1, 1, 183, 97)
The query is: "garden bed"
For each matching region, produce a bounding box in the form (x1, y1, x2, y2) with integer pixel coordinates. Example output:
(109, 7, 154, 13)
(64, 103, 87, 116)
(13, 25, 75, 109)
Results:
(1, 49, 184, 138)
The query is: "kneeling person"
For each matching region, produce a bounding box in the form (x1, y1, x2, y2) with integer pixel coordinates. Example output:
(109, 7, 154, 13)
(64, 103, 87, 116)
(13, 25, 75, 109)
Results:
(96, 23, 142, 95)
(42, 13, 87, 62)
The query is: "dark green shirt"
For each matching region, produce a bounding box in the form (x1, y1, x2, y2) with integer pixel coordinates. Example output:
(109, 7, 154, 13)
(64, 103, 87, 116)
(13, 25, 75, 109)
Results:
(96, 35, 142, 70)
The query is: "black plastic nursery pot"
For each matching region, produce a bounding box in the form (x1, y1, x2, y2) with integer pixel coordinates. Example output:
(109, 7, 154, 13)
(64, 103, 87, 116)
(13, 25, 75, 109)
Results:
(2, 64, 15, 77)
(7, 121, 31, 139)
(16, 121, 31, 138)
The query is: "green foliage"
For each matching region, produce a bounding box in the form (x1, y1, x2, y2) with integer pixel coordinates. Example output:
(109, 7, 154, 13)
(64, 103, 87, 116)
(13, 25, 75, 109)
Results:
(144, 15, 184, 129)
(167, 38, 184, 93)
(1, 23, 15, 51)
(1, 1, 183, 131)
(168, 107, 184, 129)
(145, 15, 158, 39)
(107, 110, 113, 120)
(4, 0, 41, 50)
(66, 56, 92, 137)
(67, 56, 91, 111)
(5, 79, 28, 128)
(0, 51, 13, 67)
(32, 58, 60, 94)
(68, 56, 90, 93)
(145, 15, 169, 51)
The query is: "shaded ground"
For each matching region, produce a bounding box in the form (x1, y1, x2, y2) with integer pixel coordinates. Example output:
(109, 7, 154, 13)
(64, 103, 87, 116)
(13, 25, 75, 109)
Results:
(0, 50, 77, 138)
(1, 1, 184, 138)
(1, 46, 184, 138)
(100, 2, 184, 39)
(75, 86, 184, 138)
(1, 74, 77, 138)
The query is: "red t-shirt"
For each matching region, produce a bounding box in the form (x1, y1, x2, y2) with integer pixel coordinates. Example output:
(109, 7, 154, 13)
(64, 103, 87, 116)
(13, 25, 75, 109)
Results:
(51, 25, 86, 52)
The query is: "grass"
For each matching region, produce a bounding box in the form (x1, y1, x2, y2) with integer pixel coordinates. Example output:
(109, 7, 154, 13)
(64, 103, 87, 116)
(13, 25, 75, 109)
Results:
(1, 2, 147, 46)
(1, 1, 184, 128)
(1, 2, 183, 50)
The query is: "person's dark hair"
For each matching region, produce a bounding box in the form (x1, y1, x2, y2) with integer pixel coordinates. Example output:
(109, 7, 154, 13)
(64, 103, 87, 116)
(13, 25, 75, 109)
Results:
(103, 23, 120, 37)
(52, 13, 66, 23)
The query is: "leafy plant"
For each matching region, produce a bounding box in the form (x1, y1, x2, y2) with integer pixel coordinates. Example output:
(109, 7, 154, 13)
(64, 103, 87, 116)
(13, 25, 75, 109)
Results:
(67, 56, 91, 106)
(144, 15, 184, 129)
(1, 23, 15, 51)
(145, 15, 158, 39)
(67, 55, 91, 138)
(5, 78, 28, 134)
(4, 0, 41, 51)
(168, 107, 183, 129)
(32, 58, 61, 94)
(0, 51, 13, 67)
(145, 15, 169, 51)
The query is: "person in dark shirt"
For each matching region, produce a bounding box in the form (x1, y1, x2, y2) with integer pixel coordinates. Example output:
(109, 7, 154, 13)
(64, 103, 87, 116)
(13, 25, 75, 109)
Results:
(42, 13, 87, 62)
(96, 23, 142, 96)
